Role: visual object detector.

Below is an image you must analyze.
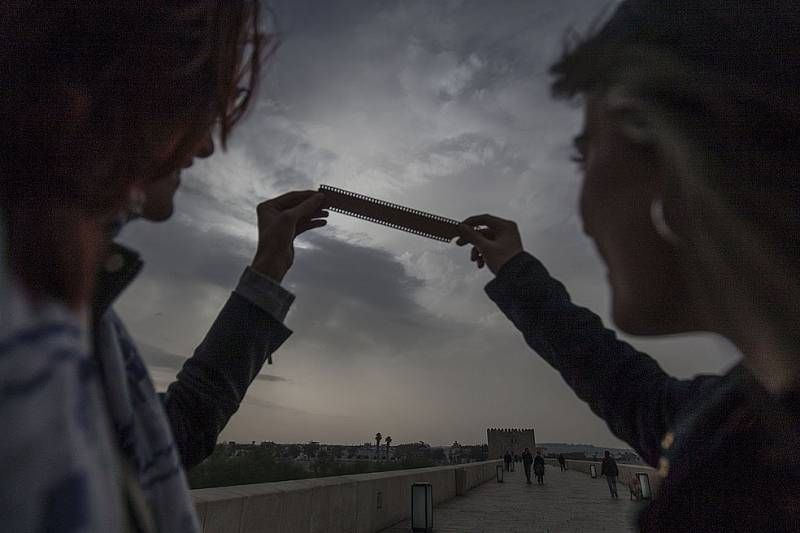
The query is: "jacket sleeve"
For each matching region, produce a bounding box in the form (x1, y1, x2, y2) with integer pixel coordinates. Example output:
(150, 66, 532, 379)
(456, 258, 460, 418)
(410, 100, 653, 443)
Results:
(485, 252, 718, 467)
(162, 268, 293, 470)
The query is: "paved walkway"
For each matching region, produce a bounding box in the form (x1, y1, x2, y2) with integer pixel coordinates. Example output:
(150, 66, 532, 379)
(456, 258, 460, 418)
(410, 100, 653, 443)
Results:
(381, 466, 645, 533)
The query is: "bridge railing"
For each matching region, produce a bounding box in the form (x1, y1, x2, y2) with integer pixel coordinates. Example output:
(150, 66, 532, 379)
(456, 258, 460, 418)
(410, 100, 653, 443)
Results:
(191, 460, 502, 533)
(545, 458, 660, 498)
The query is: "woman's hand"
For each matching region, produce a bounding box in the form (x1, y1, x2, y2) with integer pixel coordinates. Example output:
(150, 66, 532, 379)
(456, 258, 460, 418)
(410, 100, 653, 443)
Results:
(251, 191, 328, 282)
(456, 214, 524, 275)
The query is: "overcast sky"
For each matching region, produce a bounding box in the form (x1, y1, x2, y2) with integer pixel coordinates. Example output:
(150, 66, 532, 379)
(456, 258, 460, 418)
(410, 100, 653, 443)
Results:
(116, 0, 740, 448)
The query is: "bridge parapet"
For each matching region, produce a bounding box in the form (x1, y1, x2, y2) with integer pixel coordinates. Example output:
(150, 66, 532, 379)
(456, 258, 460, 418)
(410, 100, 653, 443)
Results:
(192, 460, 502, 533)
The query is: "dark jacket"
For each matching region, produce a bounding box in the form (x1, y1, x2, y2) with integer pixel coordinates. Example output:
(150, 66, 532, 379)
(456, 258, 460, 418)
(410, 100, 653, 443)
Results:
(504, 453, 512, 463)
(95, 243, 292, 470)
(533, 455, 545, 475)
(90, 243, 292, 531)
(601, 457, 619, 477)
(522, 451, 533, 466)
(486, 252, 800, 532)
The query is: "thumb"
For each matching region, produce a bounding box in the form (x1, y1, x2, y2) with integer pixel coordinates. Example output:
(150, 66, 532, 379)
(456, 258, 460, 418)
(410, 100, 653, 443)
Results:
(287, 192, 325, 220)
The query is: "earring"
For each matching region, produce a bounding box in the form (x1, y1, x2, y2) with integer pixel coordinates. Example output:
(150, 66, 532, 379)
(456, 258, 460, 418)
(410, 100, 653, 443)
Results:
(650, 198, 681, 246)
(127, 187, 146, 217)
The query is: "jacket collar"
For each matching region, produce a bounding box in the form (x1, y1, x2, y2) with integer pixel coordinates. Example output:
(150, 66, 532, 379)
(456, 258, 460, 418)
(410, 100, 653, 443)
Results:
(93, 242, 143, 320)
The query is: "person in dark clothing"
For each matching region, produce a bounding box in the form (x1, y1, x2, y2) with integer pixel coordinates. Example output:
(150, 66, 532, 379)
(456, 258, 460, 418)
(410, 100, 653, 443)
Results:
(533, 451, 545, 485)
(601, 451, 620, 498)
(456, 2, 800, 530)
(558, 454, 567, 471)
(504, 450, 513, 472)
(522, 448, 534, 484)
(0, 2, 290, 531)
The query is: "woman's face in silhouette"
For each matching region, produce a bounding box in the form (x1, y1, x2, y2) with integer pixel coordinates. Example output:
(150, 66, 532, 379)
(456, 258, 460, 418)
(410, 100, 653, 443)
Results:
(577, 95, 696, 335)
(140, 131, 215, 222)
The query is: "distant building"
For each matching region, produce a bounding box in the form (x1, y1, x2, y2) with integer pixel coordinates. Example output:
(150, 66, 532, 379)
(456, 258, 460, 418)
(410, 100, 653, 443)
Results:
(487, 428, 536, 459)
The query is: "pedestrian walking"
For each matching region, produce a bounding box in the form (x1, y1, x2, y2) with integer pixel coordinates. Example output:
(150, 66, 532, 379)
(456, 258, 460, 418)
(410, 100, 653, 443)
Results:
(601, 451, 620, 498)
(533, 451, 545, 485)
(504, 450, 513, 472)
(522, 448, 534, 484)
(558, 454, 567, 472)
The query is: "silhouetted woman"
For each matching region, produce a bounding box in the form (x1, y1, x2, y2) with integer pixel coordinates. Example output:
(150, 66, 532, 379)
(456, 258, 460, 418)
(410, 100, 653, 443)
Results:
(458, 1, 800, 530)
(0, 2, 298, 531)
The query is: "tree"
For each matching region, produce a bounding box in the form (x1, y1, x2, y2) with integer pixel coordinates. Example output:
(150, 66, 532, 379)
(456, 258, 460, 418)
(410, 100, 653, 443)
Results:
(384, 436, 392, 460)
(286, 444, 302, 459)
(375, 433, 382, 459)
(431, 448, 447, 464)
(303, 441, 320, 459)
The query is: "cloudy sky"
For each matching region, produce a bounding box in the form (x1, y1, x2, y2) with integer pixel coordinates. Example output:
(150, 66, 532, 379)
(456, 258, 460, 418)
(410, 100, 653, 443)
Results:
(116, 0, 740, 448)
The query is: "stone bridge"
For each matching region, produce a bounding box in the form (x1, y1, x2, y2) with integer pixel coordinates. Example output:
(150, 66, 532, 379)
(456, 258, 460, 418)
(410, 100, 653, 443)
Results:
(191, 459, 656, 532)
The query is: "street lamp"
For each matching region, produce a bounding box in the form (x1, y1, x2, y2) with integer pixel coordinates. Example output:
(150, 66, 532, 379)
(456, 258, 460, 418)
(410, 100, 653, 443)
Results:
(590, 464, 597, 478)
(637, 473, 652, 500)
(411, 482, 433, 532)
(496, 464, 504, 483)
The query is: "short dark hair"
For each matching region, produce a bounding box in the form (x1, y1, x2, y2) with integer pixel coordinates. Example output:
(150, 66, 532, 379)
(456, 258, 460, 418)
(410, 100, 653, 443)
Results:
(549, 1, 800, 354)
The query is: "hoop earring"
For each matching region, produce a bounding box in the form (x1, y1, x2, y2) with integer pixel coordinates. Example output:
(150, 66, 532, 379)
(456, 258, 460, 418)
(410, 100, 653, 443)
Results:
(650, 198, 681, 246)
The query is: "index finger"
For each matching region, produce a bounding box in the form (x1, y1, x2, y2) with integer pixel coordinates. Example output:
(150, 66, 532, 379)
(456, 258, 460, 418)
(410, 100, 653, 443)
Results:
(286, 192, 326, 219)
(461, 214, 510, 229)
(262, 190, 320, 211)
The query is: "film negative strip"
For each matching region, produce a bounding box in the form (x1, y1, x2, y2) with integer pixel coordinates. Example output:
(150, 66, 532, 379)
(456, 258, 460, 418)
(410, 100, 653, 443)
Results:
(319, 184, 461, 242)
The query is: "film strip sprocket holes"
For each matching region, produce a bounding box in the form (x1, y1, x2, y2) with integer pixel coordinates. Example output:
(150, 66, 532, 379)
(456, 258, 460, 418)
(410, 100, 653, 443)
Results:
(318, 184, 461, 242)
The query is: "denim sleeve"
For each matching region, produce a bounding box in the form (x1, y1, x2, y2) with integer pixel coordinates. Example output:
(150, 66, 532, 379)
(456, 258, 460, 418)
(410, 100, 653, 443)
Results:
(485, 252, 717, 467)
(162, 270, 293, 470)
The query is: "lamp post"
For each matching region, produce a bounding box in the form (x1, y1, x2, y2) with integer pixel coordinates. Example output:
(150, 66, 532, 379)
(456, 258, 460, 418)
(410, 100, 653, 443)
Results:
(636, 473, 652, 500)
(590, 464, 597, 478)
(496, 464, 504, 483)
(411, 482, 433, 532)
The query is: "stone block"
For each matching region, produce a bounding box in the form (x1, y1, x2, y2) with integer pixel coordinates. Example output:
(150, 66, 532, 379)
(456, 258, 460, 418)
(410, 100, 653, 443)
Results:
(203, 496, 244, 533)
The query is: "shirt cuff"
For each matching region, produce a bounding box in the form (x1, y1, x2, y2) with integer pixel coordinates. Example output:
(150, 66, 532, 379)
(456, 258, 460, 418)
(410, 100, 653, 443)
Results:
(484, 251, 551, 305)
(234, 267, 296, 322)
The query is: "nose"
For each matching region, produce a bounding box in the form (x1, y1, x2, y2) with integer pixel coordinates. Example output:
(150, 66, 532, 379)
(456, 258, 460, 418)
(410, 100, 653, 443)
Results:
(182, 132, 215, 169)
(195, 132, 215, 159)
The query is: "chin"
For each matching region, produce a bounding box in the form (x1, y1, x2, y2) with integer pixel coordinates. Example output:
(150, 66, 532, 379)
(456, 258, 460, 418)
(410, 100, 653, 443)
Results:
(142, 202, 175, 222)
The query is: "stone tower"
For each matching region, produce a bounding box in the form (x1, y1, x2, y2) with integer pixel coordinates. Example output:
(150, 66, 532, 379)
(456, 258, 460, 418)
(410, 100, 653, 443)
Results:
(487, 428, 536, 459)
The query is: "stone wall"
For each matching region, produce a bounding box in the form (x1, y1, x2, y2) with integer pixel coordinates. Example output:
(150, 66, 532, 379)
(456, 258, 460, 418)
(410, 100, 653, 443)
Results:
(487, 428, 536, 459)
(192, 460, 502, 533)
(545, 458, 660, 498)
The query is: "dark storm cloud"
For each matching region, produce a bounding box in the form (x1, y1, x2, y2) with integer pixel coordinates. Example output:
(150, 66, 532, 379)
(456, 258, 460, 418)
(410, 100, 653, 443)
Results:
(284, 232, 461, 358)
(118, 195, 456, 362)
(119, 204, 252, 291)
(137, 343, 289, 383)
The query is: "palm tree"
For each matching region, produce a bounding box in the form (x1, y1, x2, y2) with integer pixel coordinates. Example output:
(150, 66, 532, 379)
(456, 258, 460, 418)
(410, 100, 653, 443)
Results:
(375, 433, 382, 460)
(385, 436, 392, 460)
